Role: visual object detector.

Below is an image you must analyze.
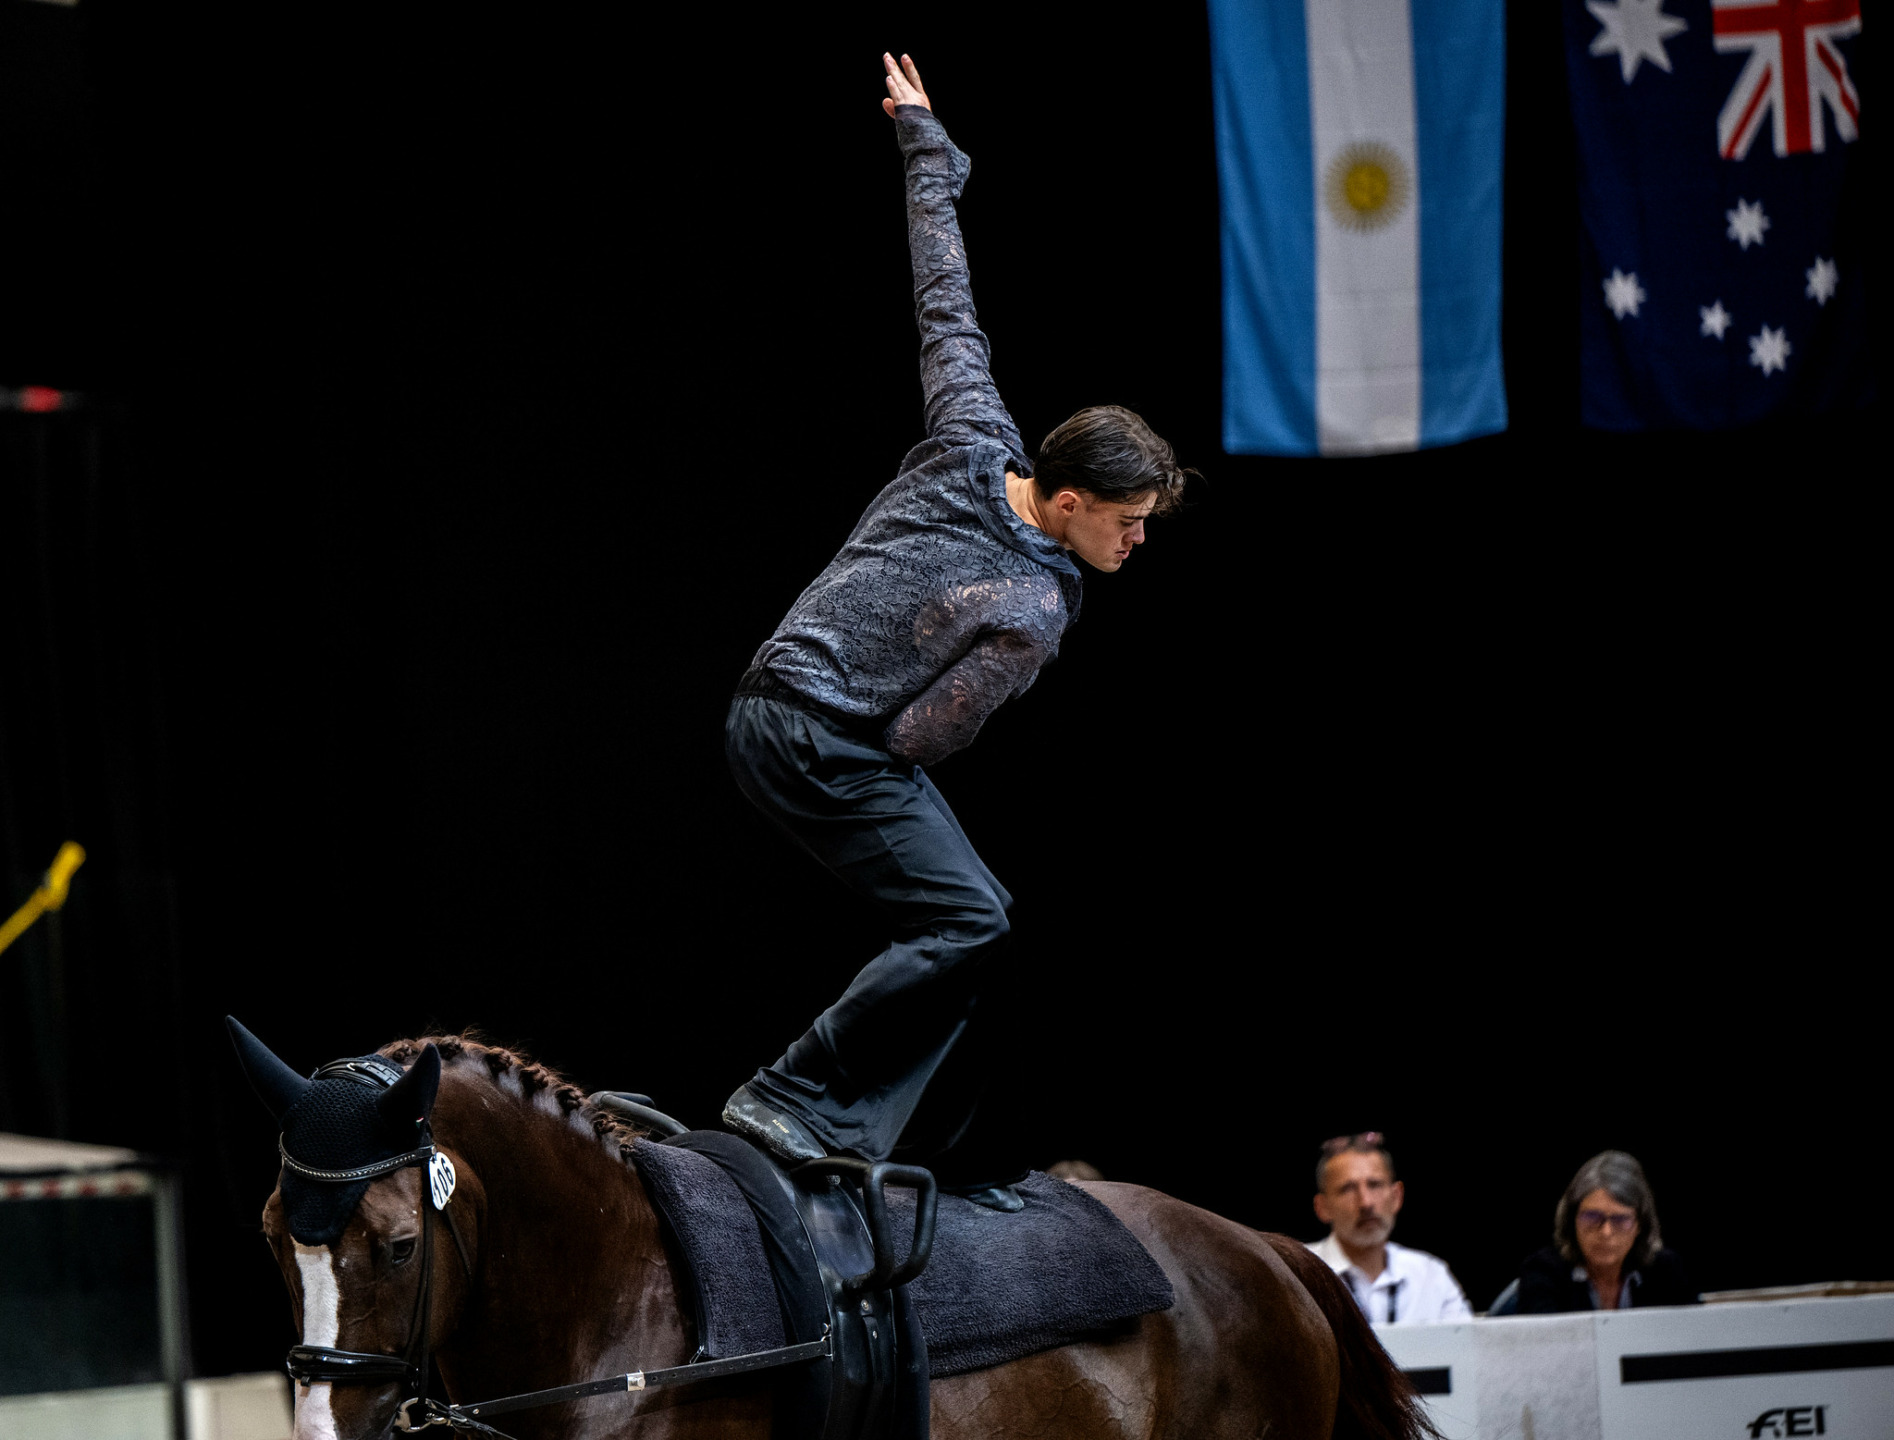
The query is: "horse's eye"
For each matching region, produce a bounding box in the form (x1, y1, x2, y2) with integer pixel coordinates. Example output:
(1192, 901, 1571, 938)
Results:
(390, 1237, 417, 1267)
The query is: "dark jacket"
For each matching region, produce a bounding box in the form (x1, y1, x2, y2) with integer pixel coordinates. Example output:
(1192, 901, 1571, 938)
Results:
(1514, 1244, 1699, 1313)
(749, 106, 1081, 766)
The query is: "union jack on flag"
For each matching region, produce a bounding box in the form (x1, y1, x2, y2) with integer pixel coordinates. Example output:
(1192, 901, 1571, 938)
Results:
(1563, 0, 1871, 429)
(1714, 0, 1862, 158)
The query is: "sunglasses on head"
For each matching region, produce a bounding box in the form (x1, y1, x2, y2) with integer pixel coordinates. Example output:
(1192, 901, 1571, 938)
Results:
(1319, 1131, 1385, 1157)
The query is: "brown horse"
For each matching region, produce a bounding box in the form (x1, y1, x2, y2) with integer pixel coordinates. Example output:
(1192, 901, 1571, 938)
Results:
(249, 1033, 1435, 1440)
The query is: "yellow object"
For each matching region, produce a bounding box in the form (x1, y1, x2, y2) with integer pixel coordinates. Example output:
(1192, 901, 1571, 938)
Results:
(1323, 141, 1411, 233)
(0, 842, 87, 957)
(1343, 162, 1390, 214)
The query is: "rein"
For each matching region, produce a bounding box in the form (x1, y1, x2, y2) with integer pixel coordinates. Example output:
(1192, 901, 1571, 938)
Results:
(279, 1059, 826, 1437)
(405, 1333, 832, 1436)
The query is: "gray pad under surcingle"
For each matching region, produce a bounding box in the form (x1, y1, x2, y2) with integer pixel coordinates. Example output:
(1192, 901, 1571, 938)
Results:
(630, 1141, 788, 1359)
(629, 1149, 1174, 1380)
(885, 1173, 1175, 1377)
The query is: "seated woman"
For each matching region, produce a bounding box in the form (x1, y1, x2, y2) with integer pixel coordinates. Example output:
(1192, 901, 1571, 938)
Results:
(1505, 1150, 1698, 1313)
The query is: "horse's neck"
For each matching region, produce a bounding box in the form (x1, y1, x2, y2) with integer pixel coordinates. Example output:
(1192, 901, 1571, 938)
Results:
(434, 1070, 691, 1412)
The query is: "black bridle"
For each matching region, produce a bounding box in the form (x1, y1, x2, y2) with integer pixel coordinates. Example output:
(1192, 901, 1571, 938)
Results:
(279, 1059, 827, 1438)
(279, 1056, 479, 1433)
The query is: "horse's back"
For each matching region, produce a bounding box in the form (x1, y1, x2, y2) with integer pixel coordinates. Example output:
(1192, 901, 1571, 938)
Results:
(929, 1181, 1339, 1440)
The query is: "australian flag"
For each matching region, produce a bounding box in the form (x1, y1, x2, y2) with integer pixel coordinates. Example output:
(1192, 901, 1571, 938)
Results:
(1565, 0, 1871, 428)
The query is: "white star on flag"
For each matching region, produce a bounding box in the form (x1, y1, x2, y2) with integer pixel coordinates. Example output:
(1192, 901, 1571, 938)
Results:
(1700, 301, 1732, 339)
(1603, 268, 1647, 319)
(1805, 257, 1839, 306)
(1587, 0, 1688, 83)
(1726, 198, 1770, 250)
(1748, 325, 1791, 376)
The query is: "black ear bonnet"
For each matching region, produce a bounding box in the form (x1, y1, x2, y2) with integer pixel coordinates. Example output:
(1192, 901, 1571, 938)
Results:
(226, 1017, 441, 1247)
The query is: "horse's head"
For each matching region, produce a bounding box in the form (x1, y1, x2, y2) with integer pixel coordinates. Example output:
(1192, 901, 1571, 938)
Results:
(228, 1017, 470, 1440)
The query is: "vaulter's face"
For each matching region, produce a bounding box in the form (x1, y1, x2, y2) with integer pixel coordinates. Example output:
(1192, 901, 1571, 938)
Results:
(1063, 492, 1155, 573)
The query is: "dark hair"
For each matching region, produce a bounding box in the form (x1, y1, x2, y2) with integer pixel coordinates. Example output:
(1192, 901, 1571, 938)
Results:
(1554, 1150, 1663, 1271)
(1314, 1131, 1396, 1194)
(1033, 405, 1195, 516)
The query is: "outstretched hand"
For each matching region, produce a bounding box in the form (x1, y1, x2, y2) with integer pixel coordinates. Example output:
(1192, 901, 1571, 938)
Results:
(881, 53, 931, 116)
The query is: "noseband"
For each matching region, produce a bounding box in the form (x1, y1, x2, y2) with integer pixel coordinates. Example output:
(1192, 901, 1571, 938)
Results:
(279, 1057, 476, 1434)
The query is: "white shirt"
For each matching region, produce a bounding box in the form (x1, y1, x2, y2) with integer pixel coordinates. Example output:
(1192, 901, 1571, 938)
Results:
(1309, 1234, 1473, 1324)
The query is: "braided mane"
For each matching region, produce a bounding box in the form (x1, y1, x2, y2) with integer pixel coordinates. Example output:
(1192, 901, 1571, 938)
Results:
(379, 1032, 651, 1162)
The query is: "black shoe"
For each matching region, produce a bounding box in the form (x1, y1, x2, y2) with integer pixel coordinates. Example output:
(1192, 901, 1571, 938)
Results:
(721, 1084, 826, 1164)
(945, 1183, 1025, 1213)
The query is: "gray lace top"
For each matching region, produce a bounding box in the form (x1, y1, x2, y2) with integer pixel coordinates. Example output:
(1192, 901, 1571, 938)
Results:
(747, 106, 1082, 767)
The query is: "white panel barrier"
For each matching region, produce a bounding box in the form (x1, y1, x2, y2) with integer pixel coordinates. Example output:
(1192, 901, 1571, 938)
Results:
(1376, 1296, 1894, 1440)
(0, 1372, 290, 1440)
(1370, 1320, 1482, 1440)
(185, 1375, 294, 1440)
(6, 1306, 1888, 1440)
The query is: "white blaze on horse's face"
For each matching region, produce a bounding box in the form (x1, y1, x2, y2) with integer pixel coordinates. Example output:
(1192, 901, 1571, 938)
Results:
(292, 1243, 342, 1440)
(266, 1175, 429, 1440)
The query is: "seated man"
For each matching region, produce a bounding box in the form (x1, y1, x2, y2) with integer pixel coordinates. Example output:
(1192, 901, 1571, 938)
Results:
(1309, 1132, 1471, 1324)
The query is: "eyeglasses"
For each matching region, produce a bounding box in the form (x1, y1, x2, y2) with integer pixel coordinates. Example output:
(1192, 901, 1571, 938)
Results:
(1576, 1208, 1639, 1235)
(1319, 1131, 1385, 1157)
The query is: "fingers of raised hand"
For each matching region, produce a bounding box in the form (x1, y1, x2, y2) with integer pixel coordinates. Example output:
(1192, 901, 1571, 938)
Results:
(882, 52, 911, 101)
(881, 51, 930, 111)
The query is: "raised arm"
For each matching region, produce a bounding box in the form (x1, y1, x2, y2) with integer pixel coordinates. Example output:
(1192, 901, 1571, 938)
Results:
(881, 54, 1028, 460)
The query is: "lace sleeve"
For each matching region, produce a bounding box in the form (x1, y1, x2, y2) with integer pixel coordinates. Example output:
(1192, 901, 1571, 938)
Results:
(892, 106, 1028, 461)
(883, 631, 1044, 768)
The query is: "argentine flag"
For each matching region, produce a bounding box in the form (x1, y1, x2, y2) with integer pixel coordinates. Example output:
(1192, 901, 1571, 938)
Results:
(1210, 0, 1508, 456)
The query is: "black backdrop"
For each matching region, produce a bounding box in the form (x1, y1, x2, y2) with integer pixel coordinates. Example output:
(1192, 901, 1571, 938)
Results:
(2, 0, 1882, 1380)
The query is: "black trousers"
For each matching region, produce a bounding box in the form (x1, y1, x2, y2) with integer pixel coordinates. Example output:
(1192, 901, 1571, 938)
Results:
(726, 683, 1014, 1167)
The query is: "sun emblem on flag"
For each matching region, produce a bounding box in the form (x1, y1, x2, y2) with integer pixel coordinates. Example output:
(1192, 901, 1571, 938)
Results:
(1324, 143, 1411, 233)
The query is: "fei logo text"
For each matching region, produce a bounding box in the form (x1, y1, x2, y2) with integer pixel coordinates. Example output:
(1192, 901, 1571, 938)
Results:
(1748, 1407, 1828, 1438)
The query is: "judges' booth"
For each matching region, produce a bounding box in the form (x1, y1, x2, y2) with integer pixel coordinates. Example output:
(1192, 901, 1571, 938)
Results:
(0, 1133, 293, 1440)
(0, 1132, 187, 1437)
(1376, 1293, 1894, 1440)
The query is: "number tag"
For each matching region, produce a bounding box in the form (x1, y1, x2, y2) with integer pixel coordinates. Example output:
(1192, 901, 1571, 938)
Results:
(429, 1151, 456, 1211)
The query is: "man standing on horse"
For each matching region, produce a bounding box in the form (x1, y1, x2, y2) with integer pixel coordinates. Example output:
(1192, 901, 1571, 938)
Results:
(722, 53, 1191, 1209)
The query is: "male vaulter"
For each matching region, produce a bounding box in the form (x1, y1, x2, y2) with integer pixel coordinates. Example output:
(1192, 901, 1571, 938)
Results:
(723, 54, 1191, 1208)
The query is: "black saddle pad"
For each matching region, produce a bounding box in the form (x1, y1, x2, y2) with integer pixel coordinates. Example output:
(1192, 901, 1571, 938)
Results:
(632, 1143, 1172, 1380)
(888, 1173, 1174, 1377)
(630, 1135, 789, 1358)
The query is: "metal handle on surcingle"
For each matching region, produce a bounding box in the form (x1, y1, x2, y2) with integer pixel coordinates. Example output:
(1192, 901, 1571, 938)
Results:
(0, 842, 86, 958)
